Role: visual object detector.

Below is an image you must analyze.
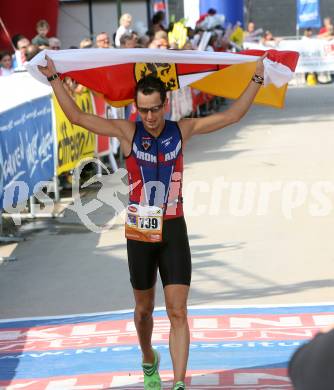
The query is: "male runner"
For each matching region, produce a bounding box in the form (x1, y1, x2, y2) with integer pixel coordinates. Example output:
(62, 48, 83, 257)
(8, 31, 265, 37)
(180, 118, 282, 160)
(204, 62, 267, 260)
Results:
(38, 53, 266, 390)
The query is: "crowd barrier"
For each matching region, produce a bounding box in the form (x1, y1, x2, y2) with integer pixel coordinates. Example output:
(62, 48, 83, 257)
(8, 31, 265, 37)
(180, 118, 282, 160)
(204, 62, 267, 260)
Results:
(0, 71, 206, 232)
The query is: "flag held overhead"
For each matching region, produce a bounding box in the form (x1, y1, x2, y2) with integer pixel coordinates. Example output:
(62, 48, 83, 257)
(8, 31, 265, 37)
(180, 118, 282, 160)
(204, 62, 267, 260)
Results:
(27, 48, 299, 109)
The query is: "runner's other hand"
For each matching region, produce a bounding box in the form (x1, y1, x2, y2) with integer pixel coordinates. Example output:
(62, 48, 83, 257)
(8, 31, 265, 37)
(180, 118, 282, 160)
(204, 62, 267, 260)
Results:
(38, 55, 58, 78)
(255, 52, 268, 78)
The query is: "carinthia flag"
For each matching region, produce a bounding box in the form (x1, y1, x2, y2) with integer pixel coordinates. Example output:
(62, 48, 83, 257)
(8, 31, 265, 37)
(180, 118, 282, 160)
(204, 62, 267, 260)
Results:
(27, 48, 299, 109)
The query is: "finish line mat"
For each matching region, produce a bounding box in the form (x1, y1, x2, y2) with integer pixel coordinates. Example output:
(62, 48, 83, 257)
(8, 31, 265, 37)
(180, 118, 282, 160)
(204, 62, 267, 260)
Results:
(1, 304, 334, 389)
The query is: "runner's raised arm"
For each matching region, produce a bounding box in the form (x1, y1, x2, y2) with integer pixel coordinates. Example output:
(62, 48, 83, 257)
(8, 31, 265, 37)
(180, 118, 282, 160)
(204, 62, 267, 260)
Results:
(179, 53, 267, 142)
(38, 55, 134, 154)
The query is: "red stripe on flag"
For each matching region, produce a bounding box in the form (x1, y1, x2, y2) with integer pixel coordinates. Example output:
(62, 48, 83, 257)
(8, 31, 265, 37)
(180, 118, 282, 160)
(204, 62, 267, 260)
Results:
(239, 49, 300, 72)
(63, 63, 136, 102)
(176, 63, 229, 75)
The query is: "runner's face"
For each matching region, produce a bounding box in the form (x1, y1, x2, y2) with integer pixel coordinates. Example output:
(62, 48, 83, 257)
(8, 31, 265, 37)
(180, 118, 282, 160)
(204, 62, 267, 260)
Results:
(136, 91, 166, 132)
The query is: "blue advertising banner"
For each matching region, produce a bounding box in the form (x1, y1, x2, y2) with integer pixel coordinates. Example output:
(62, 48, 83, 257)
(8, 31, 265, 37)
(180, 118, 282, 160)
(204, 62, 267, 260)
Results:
(297, 0, 321, 28)
(0, 96, 54, 210)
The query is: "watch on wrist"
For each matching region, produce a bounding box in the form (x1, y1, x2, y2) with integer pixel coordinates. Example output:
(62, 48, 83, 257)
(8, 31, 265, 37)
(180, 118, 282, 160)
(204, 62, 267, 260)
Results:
(47, 73, 60, 82)
(252, 74, 264, 85)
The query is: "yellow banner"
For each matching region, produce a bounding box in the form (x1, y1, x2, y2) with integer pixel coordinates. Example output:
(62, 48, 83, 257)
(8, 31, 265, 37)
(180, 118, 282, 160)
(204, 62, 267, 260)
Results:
(53, 90, 95, 175)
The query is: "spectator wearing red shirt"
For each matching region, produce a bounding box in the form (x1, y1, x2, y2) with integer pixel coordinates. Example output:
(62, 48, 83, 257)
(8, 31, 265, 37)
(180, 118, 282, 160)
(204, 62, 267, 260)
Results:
(318, 17, 333, 38)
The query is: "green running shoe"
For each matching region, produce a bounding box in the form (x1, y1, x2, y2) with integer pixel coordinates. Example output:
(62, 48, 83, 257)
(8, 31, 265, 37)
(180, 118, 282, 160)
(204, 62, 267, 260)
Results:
(142, 349, 161, 389)
(173, 381, 186, 390)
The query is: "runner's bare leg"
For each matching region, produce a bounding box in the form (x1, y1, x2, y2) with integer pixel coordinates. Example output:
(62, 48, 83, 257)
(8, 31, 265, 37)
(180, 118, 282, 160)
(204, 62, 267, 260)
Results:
(133, 286, 156, 364)
(164, 284, 190, 384)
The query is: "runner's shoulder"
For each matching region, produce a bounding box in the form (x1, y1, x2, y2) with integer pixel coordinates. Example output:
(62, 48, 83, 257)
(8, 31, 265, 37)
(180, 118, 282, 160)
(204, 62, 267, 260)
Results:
(110, 118, 136, 134)
(178, 117, 196, 141)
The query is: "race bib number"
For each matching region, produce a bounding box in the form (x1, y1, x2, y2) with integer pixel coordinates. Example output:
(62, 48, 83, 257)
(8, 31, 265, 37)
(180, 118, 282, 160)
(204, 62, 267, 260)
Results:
(125, 204, 163, 242)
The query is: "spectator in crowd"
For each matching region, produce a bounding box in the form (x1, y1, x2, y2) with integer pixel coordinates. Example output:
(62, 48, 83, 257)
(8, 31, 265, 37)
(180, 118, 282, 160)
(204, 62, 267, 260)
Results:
(80, 38, 93, 48)
(115, 13, 133, 47)
(119, 32, 137, 48)
(246, 21, 255, 35)
(318, 16, 333, 38)
(196, 7, 217, 26)
(150, 11, 166, 34)
(148, 30, 168, 49)
(327, 25, 334, 39)
(0, 51, 14, 76)
(32, 19, 50, 48)
(319, 25, 334, 40)
(132, 31, 139, 43)
(302, 28, 318, 83)
(229, 21, 244, 49)
(289, 324, 334, 390)
(244, 21, 263, 43)
(96, 32, 111, 48)
(11, 34, 25, 50)
(25, 44, 40, 61)
(49, 37, 61, 50)
(183, 40, 194, 50)
(261, 30, 280, 48)
(12, 35, 30, 69)
(204, 14, 225, 30)
(303, 27, 314, 39)
(136, 35, 150, 48)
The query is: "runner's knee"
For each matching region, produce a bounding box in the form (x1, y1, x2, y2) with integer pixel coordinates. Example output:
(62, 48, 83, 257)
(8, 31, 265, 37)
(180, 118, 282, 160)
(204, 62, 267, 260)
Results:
(166, 307, 188, 326)
(135, 304, 154, 322)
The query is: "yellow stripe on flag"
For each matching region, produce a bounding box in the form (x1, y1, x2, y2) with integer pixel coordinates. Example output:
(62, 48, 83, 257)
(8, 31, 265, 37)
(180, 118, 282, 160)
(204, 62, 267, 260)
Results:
(190, 62, 288, 109)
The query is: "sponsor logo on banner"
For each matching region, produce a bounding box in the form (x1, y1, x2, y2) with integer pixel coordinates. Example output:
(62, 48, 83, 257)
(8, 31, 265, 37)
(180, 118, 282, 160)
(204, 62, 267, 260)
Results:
(54, 91, 95, 175)
(0, 97, 54, 210)
(1, 305, 334, 388)
(297, 0, 321, 28)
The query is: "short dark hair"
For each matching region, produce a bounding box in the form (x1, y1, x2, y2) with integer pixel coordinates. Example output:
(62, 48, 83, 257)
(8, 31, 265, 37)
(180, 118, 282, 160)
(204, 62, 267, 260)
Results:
(12, 34, 25, 49)
(135, 75, 167, 104)
(152, 11, 165, 25)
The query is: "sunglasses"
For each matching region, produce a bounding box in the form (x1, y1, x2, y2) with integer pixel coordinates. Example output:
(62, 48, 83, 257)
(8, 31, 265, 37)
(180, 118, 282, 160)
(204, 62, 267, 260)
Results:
(137, 104, 164, 114)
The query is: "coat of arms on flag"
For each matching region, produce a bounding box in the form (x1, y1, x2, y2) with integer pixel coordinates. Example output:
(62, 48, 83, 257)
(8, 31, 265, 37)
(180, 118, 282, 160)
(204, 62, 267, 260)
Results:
(135, 63, 179, 91)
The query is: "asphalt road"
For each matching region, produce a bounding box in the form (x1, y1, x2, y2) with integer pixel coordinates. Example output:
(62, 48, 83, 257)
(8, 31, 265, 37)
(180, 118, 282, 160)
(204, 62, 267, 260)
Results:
(1, 83, 334, 319)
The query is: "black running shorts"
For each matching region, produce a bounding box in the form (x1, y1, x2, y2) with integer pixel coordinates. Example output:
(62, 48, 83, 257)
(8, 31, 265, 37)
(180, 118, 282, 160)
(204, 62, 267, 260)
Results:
(127, 216, 192, 290)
